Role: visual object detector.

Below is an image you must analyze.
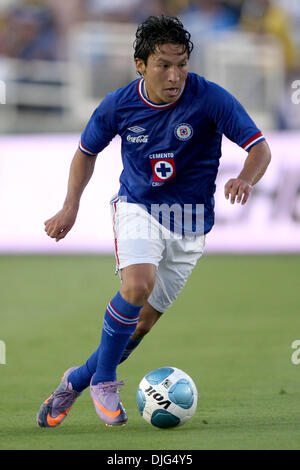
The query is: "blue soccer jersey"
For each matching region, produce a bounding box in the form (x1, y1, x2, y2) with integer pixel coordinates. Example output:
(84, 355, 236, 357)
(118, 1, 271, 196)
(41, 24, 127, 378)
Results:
(79, 73, 265, 235)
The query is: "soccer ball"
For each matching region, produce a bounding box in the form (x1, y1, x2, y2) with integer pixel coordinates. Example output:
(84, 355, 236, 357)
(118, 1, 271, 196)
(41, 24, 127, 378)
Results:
(136, 366, 198, 428)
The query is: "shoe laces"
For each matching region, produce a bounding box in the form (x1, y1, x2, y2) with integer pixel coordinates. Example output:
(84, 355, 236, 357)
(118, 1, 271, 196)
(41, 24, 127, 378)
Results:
(96, 380, 125, 394)
(52, 386, 78, 413)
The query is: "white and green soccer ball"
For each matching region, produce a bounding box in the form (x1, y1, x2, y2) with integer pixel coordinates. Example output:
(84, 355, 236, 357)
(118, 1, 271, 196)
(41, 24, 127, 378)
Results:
(136, 367, 198, 428)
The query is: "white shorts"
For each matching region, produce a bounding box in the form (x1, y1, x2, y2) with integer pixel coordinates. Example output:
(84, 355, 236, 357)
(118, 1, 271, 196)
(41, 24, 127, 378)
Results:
(110, 197, 205, 313)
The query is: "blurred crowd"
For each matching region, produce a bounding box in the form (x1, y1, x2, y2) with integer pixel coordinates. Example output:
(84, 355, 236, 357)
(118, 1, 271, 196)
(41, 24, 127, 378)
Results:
(0, 0, 299, 73)
(0, 0, 299, 131)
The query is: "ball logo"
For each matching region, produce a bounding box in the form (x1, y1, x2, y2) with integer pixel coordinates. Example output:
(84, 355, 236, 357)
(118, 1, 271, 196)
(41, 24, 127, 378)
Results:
(144, 385, 171, 409)
(174, 123, 193, 141)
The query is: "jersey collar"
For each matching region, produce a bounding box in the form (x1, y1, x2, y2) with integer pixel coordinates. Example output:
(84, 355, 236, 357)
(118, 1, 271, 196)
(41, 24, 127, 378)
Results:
(137, 77, 187, 109)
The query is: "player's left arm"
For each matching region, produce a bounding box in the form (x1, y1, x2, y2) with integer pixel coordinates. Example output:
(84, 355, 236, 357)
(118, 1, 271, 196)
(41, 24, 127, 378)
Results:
(224, 140, 271, 205)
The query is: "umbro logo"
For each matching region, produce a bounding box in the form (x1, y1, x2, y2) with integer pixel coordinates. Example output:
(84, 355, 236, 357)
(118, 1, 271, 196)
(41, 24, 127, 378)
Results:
(128, 126, 146, 133)
(103, 319, 115, 336)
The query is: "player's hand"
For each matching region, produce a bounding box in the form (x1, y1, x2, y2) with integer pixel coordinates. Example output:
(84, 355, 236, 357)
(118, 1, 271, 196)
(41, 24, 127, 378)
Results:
(224, 178, 252, 205)
(44, 207, 78, 242)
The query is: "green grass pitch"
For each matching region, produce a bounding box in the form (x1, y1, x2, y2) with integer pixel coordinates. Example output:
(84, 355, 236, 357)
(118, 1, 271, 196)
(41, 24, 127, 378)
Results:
(0, 254, 299, 450)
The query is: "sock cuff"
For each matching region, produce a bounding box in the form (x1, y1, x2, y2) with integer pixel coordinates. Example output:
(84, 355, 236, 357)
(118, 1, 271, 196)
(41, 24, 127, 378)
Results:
(105, 291, 142, 329)
(111, 291, 142, 318)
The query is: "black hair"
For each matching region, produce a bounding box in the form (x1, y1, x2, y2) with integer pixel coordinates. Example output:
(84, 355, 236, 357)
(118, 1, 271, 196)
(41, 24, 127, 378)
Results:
(134, 15, 193, 69)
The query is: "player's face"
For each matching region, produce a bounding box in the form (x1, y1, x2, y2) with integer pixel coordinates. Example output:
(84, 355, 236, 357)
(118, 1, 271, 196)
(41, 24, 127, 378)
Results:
(135, 43, 189, 104)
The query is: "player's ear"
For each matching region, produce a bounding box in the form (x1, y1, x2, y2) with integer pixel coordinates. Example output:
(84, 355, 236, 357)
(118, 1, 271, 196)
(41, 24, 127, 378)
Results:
(135, 58, 146, 76)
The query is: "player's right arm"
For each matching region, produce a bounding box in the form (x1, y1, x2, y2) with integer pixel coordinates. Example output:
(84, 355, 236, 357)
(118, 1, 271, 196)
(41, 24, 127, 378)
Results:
(44, 148, 97, 242)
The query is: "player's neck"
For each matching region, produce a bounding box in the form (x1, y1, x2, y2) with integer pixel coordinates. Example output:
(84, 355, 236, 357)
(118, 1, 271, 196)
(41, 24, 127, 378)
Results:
(142, 79, 185, 106)
(142, 81, 166, 105)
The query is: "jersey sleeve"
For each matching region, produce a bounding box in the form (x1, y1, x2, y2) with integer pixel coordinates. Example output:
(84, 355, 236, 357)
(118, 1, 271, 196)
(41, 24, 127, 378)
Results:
(205, 81, 265, 152)
(79, 92, 118, 156)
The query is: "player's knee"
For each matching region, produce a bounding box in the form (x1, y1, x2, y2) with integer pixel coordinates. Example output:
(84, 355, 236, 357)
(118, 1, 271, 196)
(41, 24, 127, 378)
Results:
(121, 277, 155, 305)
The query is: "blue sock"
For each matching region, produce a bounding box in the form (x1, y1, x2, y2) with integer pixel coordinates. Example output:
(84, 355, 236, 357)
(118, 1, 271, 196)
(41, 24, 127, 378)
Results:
(69, 292, 142, 391)
(69, 349, 98, 393)
(92, 292, 142, 385)
(70, 337, 143, 392)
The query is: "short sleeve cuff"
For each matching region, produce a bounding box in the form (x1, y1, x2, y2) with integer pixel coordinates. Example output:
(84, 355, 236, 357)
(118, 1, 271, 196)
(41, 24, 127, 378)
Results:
(79, 141, 98, 156)
(241, 132, 265, 152)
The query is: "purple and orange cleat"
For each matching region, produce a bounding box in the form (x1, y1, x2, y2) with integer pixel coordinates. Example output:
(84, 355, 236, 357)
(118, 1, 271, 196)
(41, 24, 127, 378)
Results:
(37, 367, 81, 428)
(90, 377, 128, 426)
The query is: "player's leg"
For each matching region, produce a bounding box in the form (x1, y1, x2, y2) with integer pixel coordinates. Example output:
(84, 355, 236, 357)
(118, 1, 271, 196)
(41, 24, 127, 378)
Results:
(92, 263, 156, 384)
(89, 263, 157, 425)
(68, 199, 164, 393)
(119, 263, 156, 305)
(132, 301, 163, 339)
(120, 233, 206, 365)
(88, 199, 167, 425)
(145, 233, 206, 324)
(67, 297, 161, 395)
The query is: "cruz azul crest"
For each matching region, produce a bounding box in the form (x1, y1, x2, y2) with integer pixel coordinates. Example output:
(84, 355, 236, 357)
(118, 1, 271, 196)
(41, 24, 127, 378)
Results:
(174, 123, 193, 141)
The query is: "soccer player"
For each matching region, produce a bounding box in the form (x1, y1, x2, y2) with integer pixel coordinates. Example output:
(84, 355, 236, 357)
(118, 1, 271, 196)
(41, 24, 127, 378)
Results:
(37, 15, 271, 428)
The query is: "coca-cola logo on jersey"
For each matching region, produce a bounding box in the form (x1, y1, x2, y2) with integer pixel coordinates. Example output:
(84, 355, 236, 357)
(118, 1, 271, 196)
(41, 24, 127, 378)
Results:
(127, 134, 149, 143)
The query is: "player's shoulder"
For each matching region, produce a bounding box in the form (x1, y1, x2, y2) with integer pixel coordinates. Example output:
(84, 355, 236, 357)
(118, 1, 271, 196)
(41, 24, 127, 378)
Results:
(189, 74, 237, 116)
(188, 73, 232, 101)
(187, 72, 214, 92)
